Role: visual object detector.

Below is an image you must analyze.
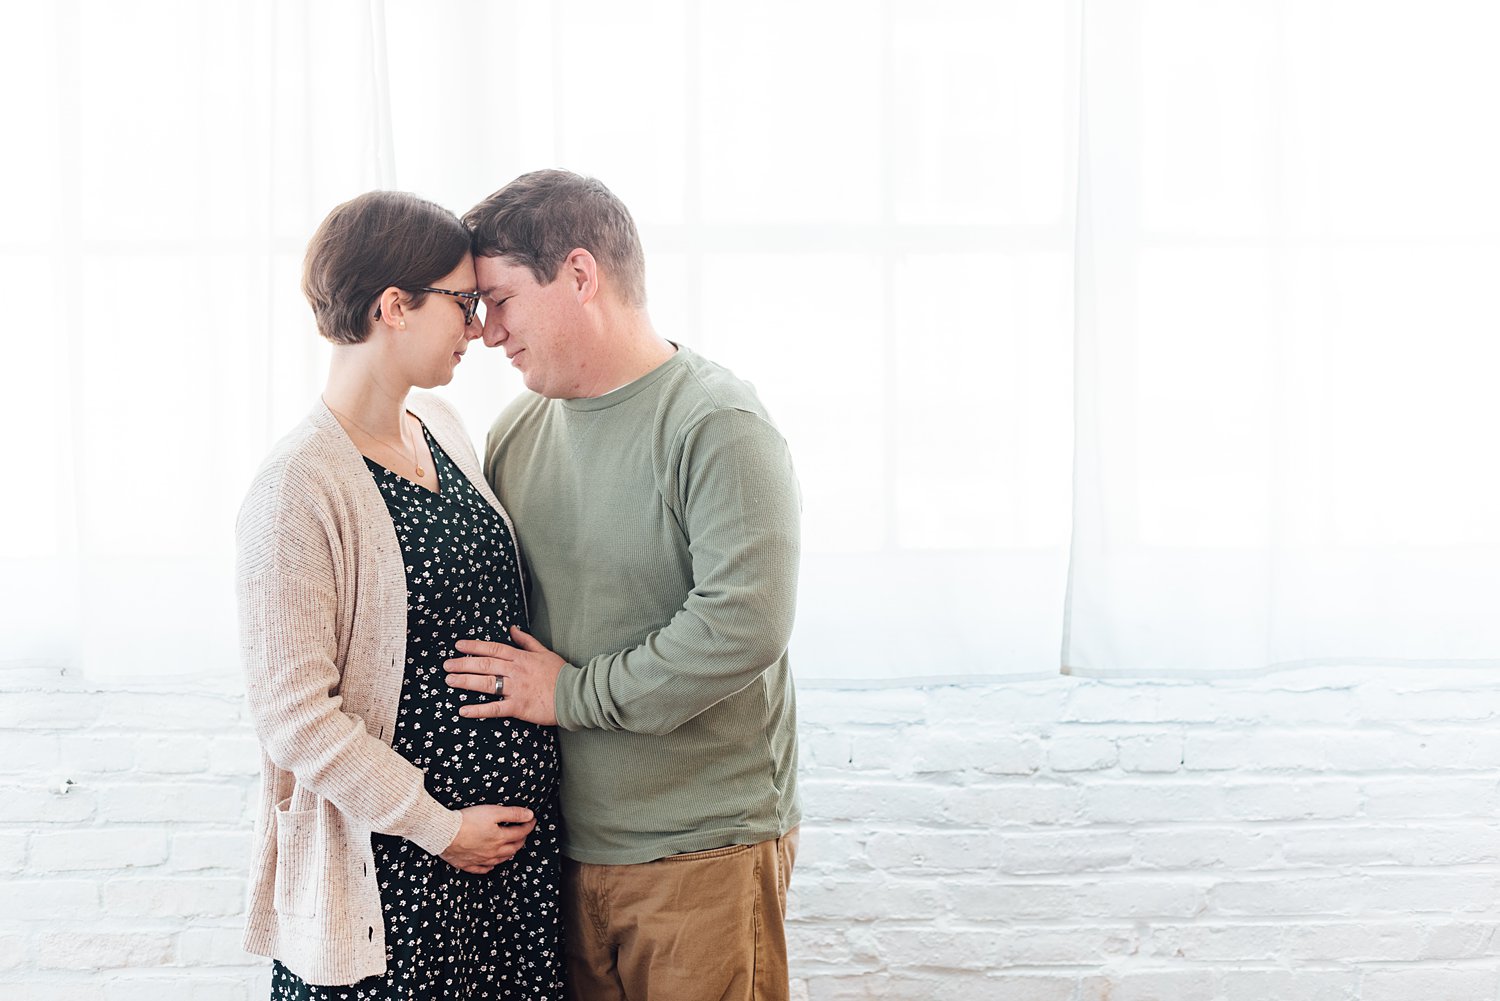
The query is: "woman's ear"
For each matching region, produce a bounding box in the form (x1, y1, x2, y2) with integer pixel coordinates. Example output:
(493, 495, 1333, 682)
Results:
(375, 286, 408, 330)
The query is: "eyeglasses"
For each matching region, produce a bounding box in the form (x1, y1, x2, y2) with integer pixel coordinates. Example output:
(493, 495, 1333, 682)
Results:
(421, 286, 483, 325)
(374, 287, 483, 326)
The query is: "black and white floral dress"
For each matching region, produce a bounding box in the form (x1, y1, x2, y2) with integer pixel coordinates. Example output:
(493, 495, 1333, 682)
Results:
(272, 425, 564, 1000)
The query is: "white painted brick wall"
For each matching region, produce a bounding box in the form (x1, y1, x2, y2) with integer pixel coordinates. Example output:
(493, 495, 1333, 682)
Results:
(4, 665, 1500, 1000)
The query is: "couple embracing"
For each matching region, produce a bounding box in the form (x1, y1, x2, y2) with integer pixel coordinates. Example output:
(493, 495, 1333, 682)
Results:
(236, 170, 802, 1001)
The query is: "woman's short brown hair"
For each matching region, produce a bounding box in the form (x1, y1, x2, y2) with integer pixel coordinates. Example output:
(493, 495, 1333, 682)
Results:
(302, 191, 470, 345)
(464, 170, 647, 308)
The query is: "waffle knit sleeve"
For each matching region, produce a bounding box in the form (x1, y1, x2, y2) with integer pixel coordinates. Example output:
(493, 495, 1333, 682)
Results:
(554, 407, 801, 735)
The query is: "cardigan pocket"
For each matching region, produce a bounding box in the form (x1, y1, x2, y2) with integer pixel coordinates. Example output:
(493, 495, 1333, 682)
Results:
(272, 797, 322, 918)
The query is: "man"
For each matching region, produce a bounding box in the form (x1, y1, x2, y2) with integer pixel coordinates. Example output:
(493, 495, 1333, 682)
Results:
(444, 169, 802, 1001)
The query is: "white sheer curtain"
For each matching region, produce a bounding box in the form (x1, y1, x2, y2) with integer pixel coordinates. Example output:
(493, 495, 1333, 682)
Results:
(9, 1, 1496, 685)
(1063, 0, 1500, 676)
(1, 0, 393, 677)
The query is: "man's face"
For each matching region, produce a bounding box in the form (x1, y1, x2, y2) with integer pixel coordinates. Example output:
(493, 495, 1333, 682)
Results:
(475, 255, 587, 399)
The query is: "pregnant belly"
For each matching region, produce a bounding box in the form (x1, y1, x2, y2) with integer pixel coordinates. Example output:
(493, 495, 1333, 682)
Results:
(394, 715, 559, 814)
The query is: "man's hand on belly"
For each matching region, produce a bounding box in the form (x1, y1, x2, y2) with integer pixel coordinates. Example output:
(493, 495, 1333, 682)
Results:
(446, 626, 562, 726)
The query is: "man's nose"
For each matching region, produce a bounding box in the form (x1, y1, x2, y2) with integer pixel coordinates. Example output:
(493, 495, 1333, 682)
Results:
(480, 315, 505, 348)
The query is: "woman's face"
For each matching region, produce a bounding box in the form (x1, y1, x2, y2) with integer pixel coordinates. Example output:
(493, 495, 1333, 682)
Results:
(398, 254, 481, 389)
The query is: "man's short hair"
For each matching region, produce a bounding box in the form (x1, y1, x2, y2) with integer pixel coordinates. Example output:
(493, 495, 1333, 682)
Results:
(464, 170, 647, 308)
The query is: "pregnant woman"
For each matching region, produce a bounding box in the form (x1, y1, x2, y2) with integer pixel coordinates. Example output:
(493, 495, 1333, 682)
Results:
(235, 190, 563, 999)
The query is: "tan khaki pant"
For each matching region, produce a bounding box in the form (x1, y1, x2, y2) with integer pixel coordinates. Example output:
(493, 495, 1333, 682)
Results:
(563, 828, 800, 1001)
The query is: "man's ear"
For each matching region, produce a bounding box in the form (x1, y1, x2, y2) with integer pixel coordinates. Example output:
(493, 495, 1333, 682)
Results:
(563, 248, 600, 305)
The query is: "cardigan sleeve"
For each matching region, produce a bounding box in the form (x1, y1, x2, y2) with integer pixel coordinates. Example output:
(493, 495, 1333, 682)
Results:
(236, 473, 462, 857)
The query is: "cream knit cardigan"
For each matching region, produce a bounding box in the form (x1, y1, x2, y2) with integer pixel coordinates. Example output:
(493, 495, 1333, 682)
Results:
(235, 393, 523, 986)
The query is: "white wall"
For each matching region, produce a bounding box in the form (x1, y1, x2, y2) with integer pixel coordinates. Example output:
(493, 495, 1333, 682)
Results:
(3, 666, 1499, 1000)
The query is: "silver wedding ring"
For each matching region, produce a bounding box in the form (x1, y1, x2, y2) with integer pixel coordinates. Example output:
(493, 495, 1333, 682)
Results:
(493, 674, 505, 698)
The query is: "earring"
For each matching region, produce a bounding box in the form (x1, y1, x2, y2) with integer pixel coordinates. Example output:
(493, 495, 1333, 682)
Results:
(398, 320, 406, 329)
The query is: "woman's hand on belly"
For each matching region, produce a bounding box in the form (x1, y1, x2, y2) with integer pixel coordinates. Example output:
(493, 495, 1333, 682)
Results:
(440, 804, 537, 874)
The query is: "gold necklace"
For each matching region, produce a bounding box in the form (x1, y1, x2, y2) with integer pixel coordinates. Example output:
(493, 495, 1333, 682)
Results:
(325, 400, 426, 478)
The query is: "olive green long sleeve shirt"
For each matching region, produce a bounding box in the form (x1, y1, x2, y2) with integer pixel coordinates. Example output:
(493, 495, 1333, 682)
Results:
(484, 346, 801, 864)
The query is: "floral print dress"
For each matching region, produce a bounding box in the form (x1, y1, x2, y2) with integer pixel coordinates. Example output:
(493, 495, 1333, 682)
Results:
(271, 425, 564, 1000)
